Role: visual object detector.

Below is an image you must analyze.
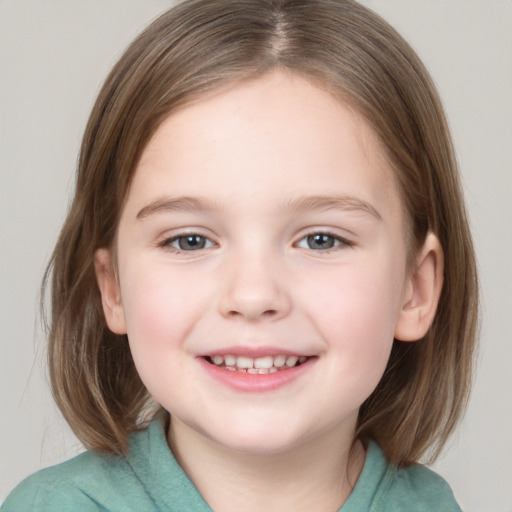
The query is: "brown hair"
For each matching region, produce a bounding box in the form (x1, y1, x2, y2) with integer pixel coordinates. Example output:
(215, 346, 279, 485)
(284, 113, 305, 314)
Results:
(44, 0, 478, 466)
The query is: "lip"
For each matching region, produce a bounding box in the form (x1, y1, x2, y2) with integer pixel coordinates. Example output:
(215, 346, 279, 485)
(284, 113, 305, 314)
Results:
(198, 354, 317, 393)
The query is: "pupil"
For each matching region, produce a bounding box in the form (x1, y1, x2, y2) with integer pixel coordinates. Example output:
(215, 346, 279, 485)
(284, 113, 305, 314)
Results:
(308, 234, 334, 249)
(179, 235, 205, 250)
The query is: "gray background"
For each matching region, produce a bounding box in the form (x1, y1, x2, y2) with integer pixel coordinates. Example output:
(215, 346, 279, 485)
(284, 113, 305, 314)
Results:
(1, 1, 511, 510)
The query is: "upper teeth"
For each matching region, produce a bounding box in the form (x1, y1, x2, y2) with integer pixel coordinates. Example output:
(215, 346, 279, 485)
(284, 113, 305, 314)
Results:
(210, 354, 307, 370)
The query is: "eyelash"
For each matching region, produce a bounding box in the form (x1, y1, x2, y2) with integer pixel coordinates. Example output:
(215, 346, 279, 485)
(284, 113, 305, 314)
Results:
(159, 231, 352, 253)
(159, 233, 216, 253)
(295, 231, 353, 252)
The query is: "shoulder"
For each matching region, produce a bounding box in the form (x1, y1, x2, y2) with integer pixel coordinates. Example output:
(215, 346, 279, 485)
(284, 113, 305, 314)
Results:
(367, 444, 462, 512)
(383, 463, 462, 512)
(345, 443, 461, 512)
(1, 415, 210, 512)
(1, 451, 106, 511)
(2, 438, 156, 512)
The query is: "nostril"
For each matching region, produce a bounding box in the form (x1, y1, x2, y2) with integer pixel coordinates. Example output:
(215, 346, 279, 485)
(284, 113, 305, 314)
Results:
(225, 308, 279, 319)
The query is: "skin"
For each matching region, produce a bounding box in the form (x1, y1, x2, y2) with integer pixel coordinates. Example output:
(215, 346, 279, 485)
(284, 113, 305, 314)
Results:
(96, 70, 443, 511)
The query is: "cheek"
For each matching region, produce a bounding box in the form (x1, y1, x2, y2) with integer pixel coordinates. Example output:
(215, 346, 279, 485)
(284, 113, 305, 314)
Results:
(314, 261, 402, 331)
(304, 260, 405, 380)
(118, 264, 207, 362)
(117, 265, 212, 409)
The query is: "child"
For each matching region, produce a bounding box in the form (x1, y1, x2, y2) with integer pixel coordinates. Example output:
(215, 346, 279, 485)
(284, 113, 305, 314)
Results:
(2, 0, 478, 510)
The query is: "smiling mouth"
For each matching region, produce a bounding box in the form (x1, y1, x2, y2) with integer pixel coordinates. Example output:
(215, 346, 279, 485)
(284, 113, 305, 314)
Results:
(204, 354, 310, 374)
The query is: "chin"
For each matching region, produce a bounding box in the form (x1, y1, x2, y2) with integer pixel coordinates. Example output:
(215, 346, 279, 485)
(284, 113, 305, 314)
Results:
(200, 418, 319, 456)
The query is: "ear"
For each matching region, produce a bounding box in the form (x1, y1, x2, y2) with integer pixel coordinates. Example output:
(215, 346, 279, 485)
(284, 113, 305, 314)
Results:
(394, 232, 444, 342)
(94, 248, 127, 335)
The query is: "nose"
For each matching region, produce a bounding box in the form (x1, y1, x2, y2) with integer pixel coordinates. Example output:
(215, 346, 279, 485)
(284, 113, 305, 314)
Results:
(217, 251, 292, 322)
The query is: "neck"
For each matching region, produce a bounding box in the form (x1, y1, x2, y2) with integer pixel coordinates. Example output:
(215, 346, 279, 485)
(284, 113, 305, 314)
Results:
(167, 417, 365, 512)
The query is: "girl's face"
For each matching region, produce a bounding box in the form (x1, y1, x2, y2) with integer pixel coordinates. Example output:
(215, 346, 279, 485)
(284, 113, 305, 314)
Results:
(97, 71, 420, 455)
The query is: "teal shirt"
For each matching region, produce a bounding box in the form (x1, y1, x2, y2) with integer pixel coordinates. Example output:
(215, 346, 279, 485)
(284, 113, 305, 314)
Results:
(2, 416, 462, 512)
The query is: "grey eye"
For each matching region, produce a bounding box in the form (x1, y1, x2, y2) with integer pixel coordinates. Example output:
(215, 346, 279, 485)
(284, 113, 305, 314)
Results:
(306, 234, 337, 250)
(171, 234, 213, 251)
(297, 233, 347, 250)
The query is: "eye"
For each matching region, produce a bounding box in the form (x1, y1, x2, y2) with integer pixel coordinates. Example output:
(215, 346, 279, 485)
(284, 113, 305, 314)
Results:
(163, 234, 215, 251)
(296, 232, 349, 251)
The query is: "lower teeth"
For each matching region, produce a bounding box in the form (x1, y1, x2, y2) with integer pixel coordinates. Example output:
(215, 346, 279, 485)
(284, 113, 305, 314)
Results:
(222, 367, 284, 373)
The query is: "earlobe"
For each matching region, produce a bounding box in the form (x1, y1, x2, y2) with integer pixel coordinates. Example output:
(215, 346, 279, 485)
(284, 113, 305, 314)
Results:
(94, 248, 127, 335)
(394, 232, 444, 342)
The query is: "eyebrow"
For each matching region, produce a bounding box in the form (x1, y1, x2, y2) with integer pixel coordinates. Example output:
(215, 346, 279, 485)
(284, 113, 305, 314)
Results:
(283, 195, 382, 220)
(136, 194, 382, 220)
(137, 196, 219, 219)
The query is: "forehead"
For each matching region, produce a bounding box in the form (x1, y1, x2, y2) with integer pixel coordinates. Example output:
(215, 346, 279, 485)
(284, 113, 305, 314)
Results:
(128, 71, 402, 221)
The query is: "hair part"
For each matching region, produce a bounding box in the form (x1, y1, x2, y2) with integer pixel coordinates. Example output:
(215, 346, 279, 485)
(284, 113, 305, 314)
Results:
(44, 0, 478, 465)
